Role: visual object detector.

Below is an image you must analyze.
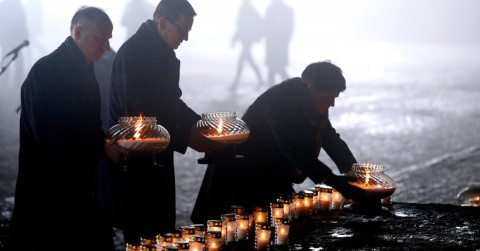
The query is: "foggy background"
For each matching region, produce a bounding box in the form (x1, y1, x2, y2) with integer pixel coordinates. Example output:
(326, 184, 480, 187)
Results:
(1, 0, 480, 233)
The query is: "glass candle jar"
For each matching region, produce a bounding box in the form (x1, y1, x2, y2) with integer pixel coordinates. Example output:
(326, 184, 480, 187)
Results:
(303, 190, 314, 215)
(253, 205, 268, 224)
(107, 116, 170, 153)
(235, 213, 249, 241)
(255, 223, 272, 251)
(205, 231, 222, 251)
(274, 218, 290, 246)
(207, 220, 222, 232)
(188, 235, 205, 251)
(270, 202, 284, 226)
(316, 184, 332, 211)
(221, 213, 236, 245)
(290, 192, 304, 219)
(157, 233, 173, 249)
(195, 111, 250, 144)
(180, 226, 195, 242)
(191, 224, 206, 238)
(171, 230, 183, 243)
(330, 188, 343, 210)
(173, 241, 189, 251)
(457, 182, 480, 206)
(346, 163, 396, 211)
(277, 197, 291, 219)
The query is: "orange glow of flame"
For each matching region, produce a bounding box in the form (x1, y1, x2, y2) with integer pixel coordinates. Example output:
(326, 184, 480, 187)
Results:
(364, 161, 372, 187)
(216, 119, 224, 135)
(134, 114, 143, 139)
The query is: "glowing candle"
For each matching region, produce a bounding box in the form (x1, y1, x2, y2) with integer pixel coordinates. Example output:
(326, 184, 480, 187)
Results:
(470, 197, 480, 207)
(316, 184, 332, 211)
(191, 224, 206, 238)
(221, 213, 236, 245)
(172, 230, 183, 243)
(156, 233, 173, 249)
(174, 240, 189, 251)
(303, 190, 314, 215)
(180, 226, 195, 241)
(253, 205, 268, 224)
(277, 197, 291, 219)
(255, 223, 271, 251)
(205, 231, 221, 251)
(207, 220, 222, 232)
(274, 218, 290, 246)
(330, 189, 343, 210)
(188, 235, 205, 251)
(290, 193, 304, 219)
(270, 202, 284, 226)
(235, 213, 249, 241)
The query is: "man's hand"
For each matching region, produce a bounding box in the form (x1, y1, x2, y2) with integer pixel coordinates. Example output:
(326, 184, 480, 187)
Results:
(104, 140, 130, 164)
(324, 174, 367, 200)
(188, 125, 225, 153)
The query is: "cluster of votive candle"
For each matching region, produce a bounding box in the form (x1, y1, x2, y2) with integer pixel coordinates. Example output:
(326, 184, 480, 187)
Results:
(131, 183, 391, 250)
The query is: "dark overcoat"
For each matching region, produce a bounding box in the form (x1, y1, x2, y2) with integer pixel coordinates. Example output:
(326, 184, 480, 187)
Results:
(192, 78, 357, 223)
(8, 37, 114, 250)
(109, 20, 200, 243)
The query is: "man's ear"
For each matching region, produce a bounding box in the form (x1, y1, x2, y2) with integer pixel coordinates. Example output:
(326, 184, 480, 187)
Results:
(157, 16, 168, 30)
(73, 25, 81, 39)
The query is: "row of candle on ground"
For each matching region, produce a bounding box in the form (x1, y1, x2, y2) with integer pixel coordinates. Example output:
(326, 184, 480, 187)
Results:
(125, 221, 286, 250)
(126, 183, 394, 250)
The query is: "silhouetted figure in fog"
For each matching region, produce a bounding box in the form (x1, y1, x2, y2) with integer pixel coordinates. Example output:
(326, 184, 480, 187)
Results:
(229, 0, 264, 93)
(0, 0, 28, 87)
(121, 0, 155, 40)
(264, 0, 294, 86)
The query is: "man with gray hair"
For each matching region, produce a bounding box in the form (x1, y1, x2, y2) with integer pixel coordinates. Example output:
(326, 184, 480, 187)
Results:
(7, 6, 128, 250)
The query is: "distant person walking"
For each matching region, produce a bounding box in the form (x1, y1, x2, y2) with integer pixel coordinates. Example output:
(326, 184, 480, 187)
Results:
(229, 0, 264, 93)
(263, 0, 294, 86)
(0, 0, 28, 87)
(121, 0, 155, 40)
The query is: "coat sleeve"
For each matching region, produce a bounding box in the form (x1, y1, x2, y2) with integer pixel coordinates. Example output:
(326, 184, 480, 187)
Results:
(258, 94, 334, 184)
(321, 120, 357, 174)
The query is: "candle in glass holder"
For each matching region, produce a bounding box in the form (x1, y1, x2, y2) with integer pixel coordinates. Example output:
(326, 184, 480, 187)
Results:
(172, 230, 183, 243)
(191, 224, 206, 238)
(270, 202, 284, 226)
(157, 233, 173, 249)
(316, 184, 332, 211)
(205, 231, 222, 251)
(470, 197, 480, 207)
(303, 190, 314, 215)
(235, 213, 249, 241)
(231, 204, 246, 214)
(253, 205, 268, 224)
(140, 237, 156, 250)
(221, 213, 236, 245)
(274, 218, 290, 246)
(290, 192, 304, 219)
(125, 243, 139, 251)
(188, 235, 205, 251)
(330, 189, 343, 210)
(306, 188, 319, 212)
(255, 223, 272, 251)
(180, 226, 195, 241)
(173, 240, 189, 251)
(277, 197, 290, 219)
(207, 220, 222, 232)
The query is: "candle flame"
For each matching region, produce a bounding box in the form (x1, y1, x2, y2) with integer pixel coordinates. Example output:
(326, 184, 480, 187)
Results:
(216, 119, 224, 135)
(364, 161, 372, 187)
(134, 114, 143, 139)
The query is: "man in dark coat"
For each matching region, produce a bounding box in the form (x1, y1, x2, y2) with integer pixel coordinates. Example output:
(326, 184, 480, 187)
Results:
(192, 61, 366, 224)
(7, 6, 129, 251)
(109, 0, 223, 244)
